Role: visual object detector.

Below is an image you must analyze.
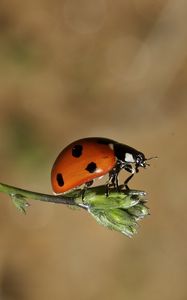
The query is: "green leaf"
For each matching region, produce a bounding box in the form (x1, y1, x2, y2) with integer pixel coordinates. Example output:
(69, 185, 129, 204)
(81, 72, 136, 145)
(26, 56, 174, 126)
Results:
(10, 193, 30, 214)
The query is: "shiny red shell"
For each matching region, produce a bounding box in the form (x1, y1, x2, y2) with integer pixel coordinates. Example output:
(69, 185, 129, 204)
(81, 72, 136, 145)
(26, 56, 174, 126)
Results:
(51, 138, 116, 194)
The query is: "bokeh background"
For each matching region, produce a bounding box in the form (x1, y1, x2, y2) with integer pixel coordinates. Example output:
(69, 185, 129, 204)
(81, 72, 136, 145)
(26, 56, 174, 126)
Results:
(0, 0, 187, 299)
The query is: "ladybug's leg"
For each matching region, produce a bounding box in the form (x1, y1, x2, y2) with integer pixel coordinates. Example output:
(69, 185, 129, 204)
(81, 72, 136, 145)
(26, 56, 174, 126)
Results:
(123, 164, 136, 189)
(81, 180, 94, 201)
(105, 173, 114, 196)
(124, 173, 134, 190)
(111, 171, 119, 191)
(105, 168, 120, 196)
(112, 161, 125, 191)
(105, 172, 114, 196)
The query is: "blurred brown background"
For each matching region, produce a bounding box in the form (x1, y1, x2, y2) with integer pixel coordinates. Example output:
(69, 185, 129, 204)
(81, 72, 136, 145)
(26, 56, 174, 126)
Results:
(0, 0, 187, 299)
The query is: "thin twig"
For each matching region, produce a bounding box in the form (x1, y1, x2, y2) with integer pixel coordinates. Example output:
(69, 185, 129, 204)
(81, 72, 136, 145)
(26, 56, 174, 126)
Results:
(0, 182, 78, 206)
(0, 182, 148, 236)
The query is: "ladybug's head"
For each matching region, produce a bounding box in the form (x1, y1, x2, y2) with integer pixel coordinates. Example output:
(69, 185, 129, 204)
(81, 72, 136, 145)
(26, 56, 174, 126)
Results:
(134, 152, 146, 169)
(133, 152, 157, 171)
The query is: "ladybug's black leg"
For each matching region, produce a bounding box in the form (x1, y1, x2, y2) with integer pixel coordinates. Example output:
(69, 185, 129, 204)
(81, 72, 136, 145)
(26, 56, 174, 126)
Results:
(105, 167, 120, 196)
(105, 170, 115, 197)
(81, 180, 94, 201)
(111, 172, 119, 191)
(105, 173, 111, 196)
(113, 161, 124, 191)
(124, 173, 134, 190)
(123, 164, 136, 189)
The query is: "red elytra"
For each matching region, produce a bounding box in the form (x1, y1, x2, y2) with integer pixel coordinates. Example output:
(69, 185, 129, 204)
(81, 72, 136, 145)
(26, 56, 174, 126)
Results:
(51, 138, 116, 194)
(51, 137, 147, 194)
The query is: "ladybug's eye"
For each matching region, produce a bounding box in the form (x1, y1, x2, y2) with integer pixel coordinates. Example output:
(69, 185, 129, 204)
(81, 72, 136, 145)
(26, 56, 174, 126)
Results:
(136, 154, 145, 167)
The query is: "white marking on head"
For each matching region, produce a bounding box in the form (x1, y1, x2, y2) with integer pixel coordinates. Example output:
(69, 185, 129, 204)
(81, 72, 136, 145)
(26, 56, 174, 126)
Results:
(125, 153, 135, 163)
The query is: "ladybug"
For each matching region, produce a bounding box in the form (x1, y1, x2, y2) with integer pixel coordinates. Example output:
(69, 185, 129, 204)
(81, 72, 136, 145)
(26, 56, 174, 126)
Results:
(51, 137, 150, 195)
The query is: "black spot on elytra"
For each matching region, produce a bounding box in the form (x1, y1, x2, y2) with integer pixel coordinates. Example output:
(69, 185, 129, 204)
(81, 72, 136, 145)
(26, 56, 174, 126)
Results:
(56, 173, 64, 186)
(85, 162, 97, 173)
(72, 144, 83, 158)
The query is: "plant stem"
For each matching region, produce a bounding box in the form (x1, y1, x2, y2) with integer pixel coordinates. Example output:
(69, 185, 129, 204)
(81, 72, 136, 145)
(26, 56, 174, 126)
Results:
(0, 182, 78, 206)
(0, 182, 148, 236)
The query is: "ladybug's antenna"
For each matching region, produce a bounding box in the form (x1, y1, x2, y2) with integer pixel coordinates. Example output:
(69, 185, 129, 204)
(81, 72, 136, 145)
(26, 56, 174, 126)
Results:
(145, 156, 158, 167)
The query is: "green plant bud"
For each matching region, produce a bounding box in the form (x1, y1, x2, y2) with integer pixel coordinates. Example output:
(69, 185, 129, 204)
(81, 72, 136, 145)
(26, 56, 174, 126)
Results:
(127, 203, 149, 220)
(89, 208, 138, 238)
